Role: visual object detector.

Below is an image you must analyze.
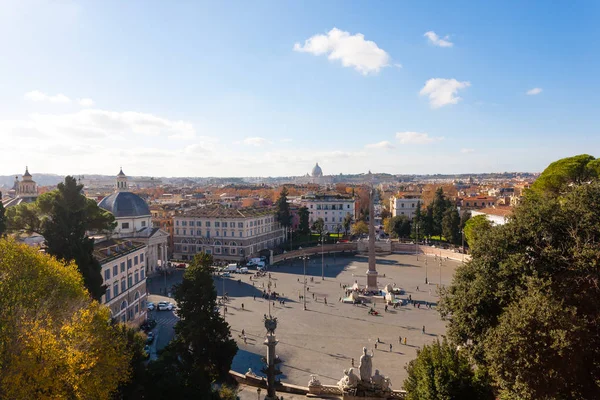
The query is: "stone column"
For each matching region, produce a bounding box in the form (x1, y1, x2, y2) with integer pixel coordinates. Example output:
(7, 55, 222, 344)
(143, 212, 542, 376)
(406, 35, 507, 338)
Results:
(366, 187, 378, 291)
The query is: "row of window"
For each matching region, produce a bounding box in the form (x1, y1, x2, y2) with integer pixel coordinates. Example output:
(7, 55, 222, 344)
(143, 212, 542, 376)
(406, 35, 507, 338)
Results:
(397, 202, 417, 208)
(174, 227, 273, 238)
(121, 221, 146, 230)
(103, 253, 144, 281)
(464, 202, 494, 207)
(176, 218, 275, 228)
(310, 203, 352, 210)
(104, 268, 145, 302)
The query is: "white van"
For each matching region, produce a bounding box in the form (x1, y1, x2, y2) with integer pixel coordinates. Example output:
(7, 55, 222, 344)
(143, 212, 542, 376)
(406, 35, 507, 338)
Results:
(237, 267, 249, 274)
(247, 258, 262, 267)
(224, 264, 238, 272)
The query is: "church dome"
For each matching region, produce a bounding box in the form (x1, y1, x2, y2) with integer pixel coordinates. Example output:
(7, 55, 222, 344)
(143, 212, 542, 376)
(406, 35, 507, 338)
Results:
(98, 192, 151, 218)
(311, 162, 323, 177)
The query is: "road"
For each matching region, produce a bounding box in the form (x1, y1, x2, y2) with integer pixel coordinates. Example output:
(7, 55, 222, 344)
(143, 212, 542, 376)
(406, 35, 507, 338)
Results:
(145, 269, 185, 359)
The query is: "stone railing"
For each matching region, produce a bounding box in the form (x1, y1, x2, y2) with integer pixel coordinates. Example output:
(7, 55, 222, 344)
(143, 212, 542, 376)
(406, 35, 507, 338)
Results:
(272, 242, 358, 264)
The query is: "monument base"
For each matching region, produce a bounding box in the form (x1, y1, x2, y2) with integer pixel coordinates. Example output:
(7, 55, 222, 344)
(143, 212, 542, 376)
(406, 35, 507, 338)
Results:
(366, 270, 379, 291)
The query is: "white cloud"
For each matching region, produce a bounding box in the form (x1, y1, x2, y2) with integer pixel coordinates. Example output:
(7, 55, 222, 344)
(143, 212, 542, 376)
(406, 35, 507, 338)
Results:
(241, 137, 270, 146)
(460, 148, 475, 153)
(78, 98, 95, 107)
(293, 27, 391, 75)
(396, 131, 444, 144)
(24, 90, 71, 104)
(365, 141, 395, 149)
(419, 78, 471, 108)
(526, 87, 543, 95)
(24, 109, 196, 140)
(424, 31, 453, 47)
(280, 138, 293, 143)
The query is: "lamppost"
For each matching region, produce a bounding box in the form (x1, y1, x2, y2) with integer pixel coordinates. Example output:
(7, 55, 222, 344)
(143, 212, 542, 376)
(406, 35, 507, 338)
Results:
(223, 273, 226, 321)
(425, 257, 428, 284)
(301, 255, 309, 310)
(415, 222, 419, 261)
(321, 231, 328, 280)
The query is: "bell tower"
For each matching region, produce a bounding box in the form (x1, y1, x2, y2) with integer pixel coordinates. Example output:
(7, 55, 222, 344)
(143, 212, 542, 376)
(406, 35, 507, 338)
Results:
(116, 168, 128, 191)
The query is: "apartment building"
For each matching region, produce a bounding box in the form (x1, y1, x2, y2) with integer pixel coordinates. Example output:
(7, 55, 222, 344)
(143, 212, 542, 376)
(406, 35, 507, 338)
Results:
(389, 195, 421, 219)
(172, 205, 285, 261)
(300, 193, 355, 233)
(95, 239, 148, 326)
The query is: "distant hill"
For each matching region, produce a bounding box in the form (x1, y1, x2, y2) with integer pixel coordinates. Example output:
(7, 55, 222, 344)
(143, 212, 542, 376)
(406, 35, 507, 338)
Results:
(0, 174, 65, 189)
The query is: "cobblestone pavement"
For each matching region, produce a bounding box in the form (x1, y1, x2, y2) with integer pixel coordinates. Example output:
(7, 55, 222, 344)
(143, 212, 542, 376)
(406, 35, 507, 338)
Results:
(223, 253, 460, 388)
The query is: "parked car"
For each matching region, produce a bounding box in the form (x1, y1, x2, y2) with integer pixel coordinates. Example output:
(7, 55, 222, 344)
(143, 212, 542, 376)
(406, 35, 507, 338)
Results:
(143, 345, 150, 359)
(146, 332, 154, 344)
(157, 301, 173, 311)
(222, 272, 231, 278)
(147, 302, 155, 311)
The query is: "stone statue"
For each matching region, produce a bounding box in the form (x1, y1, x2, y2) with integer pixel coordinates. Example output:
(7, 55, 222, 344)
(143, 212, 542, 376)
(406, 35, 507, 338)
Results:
(371, 369, 385, 388)
(308, 375, 322, 387)
(337, 368, 359, 390)
(359, 347, 373, 382)
(263, 315, 278, 334)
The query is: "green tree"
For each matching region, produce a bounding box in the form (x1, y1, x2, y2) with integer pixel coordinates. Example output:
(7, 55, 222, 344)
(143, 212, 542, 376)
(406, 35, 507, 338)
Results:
(413, 200, 423, 238)
(462, 215, 492, 248)
(440, 180, 600, 398)
(0, 192, 6, 236)
(388, 215, 411, 238)
(113, 324, 148, 400)
(484, 279, 586, 399)
(0, 238, 131, 399)
(41, 176, 115, 300)
(343, 213, 353, 236)
(298, 206, 310, 234)
(275, 186, 291, 228)
(403, 338, 493, 400)
(442, 207, 461, 245)
(459, 210, 471, 230)
(311, 217, 325, 237)
(351, 220, 368, 235)
(168, 253, 237, 394)
(531, 154, 599, 195)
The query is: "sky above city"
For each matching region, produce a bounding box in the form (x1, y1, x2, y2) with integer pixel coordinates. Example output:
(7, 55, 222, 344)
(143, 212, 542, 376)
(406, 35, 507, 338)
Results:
(1, 0, 599, 177)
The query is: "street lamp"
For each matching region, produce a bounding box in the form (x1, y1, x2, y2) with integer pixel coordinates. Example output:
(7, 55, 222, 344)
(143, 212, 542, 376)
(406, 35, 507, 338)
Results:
(301, 255, 309, 310)
(425, 257, 428, 284)
(415, 222, 419, 261)
(321, 231, 328, 280)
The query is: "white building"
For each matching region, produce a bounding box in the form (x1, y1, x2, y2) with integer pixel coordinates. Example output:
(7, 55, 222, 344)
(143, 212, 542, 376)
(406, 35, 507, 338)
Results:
(94, 239, 148, 326)
(172, 204, 285, 261)
(98, 169, 169, 274)
(389, 196, 421, 219)
(300, 193, 355, 233)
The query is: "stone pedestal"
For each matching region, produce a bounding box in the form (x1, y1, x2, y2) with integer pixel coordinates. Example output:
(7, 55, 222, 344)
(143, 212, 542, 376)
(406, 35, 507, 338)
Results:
(261, 334, 282, 400)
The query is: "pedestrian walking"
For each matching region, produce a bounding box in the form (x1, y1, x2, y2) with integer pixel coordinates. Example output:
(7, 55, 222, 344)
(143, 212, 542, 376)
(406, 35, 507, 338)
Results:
(253, 295, 256, 300)
(242, 329, 245, 336)
(390, 344, 392, 352)
(404, 337, 407, 345)
(399, 336, 401, 344)
(312, 293, 314, 299)
(422, 325, 425, 334)
(241, 303, 244, 310)
(351, 358, 354, 367)
(324, 298, 327, 305)
(385, 305, 388, 312)
(375, 342, 378, 350)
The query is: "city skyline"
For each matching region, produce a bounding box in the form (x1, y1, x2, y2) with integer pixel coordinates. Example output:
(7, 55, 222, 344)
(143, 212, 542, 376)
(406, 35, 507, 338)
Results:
(1, 1, 599, 177)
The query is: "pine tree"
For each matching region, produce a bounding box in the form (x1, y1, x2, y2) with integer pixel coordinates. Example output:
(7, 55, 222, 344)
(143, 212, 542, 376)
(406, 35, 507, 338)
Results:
(275, 186, 291, 228)
(298, 206, 310, 234)
(42, 176, 107, 300)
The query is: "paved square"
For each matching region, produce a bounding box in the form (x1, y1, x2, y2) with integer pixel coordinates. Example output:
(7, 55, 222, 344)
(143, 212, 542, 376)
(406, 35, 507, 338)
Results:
(219, 253, 460, 388)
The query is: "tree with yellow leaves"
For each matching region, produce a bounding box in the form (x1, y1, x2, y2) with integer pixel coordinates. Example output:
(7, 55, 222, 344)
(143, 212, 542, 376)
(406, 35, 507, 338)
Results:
(0, 238, 131, 400)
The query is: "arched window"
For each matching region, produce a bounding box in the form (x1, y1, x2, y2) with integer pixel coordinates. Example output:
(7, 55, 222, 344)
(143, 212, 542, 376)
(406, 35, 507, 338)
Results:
(214, 241, 222, 246)
(120, 300, 128, 311)
(134, 291, 140, 300)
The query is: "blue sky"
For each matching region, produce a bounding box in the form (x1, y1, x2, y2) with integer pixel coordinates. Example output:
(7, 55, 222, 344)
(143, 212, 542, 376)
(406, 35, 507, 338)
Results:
(1, 0, 599, 177)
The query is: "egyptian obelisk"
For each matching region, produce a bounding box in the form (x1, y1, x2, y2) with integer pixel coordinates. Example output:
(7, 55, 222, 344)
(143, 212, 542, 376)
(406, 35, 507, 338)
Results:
(366, 185, 378, 291)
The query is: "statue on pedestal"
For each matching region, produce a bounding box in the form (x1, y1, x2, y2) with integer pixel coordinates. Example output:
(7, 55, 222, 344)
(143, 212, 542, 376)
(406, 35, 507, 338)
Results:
(371, 369, 391, 392)
(337, 368, 359, 390)
(359, 347, 374, 382)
